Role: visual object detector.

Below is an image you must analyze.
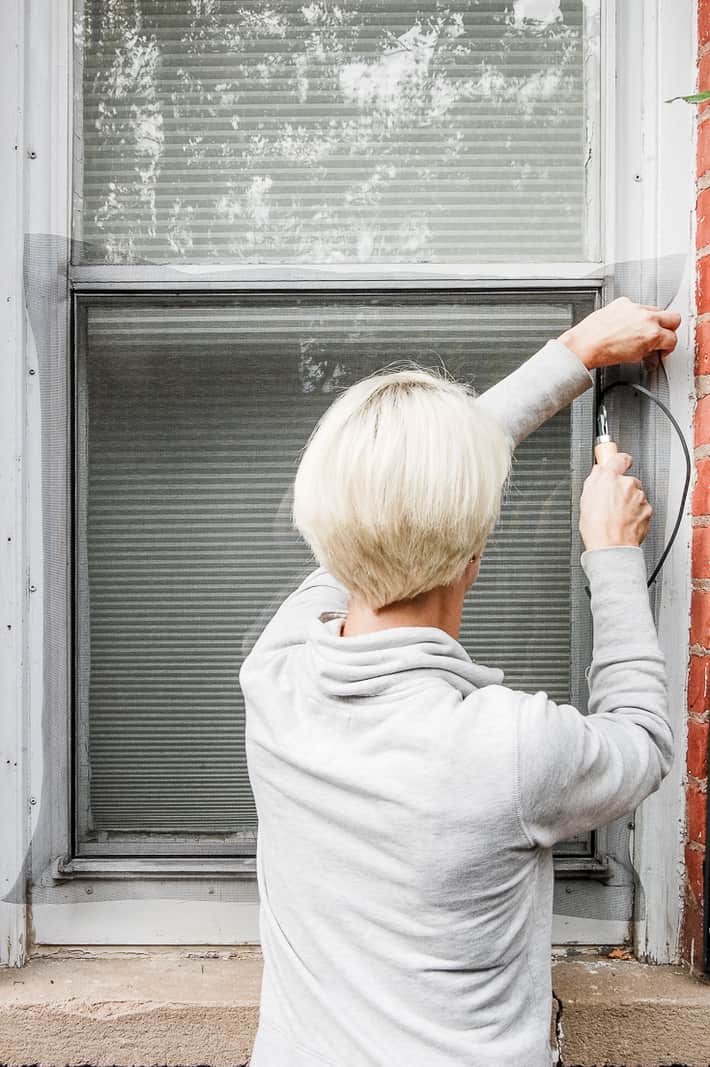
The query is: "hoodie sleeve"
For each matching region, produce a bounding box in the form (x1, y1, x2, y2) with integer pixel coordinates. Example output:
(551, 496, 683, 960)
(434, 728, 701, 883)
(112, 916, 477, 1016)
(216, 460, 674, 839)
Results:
(515, 546, 673, 849)
(476, 338, 594, 449)
(240, 566, 348, 682)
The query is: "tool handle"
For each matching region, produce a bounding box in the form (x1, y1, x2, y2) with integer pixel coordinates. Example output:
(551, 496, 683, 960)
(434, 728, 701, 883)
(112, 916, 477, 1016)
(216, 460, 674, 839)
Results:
(594, 439, 618, 466)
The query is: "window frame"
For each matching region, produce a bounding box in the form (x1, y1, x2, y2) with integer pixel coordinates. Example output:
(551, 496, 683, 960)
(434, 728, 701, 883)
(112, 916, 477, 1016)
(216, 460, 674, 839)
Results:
(67, 0, 606, 883)
(70, 283, 599, 866)
(17, 0, 694, 955)
(71, 0, 603, 268)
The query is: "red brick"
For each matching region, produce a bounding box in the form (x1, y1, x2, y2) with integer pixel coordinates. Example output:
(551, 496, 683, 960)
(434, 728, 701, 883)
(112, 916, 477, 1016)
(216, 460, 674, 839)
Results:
(696, 319, 710, 374)
(688, 718, 710, 780)
(690, 588, 710, 647)
(702, 49, 710, 90)
(688, 655, 710, 714)
(698, 256, 710, 315)
(701, 2, 710, 49)
(699, 53, 710, 120)
(687, 780, 708, 846)
(699, 120, 710, 178)
(695, 394, 710, 449)
(699, 188, 710, 252)
(682, 892, 705, 964)
(692, 458, 710, 515)
(686, 843, 706, 905)
(694, 527, 710, 581)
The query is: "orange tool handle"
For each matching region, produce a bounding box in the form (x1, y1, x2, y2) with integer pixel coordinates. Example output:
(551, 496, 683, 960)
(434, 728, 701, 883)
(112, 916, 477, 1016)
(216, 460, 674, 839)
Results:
(594, 439, 618, 465)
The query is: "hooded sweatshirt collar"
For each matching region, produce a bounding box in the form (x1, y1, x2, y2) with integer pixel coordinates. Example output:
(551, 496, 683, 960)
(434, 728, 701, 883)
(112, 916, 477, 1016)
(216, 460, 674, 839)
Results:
(304, 613, 503, 701)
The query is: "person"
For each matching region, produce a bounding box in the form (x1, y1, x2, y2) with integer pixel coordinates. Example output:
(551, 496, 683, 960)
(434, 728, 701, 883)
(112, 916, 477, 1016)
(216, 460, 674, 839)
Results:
(239, 297, 681, 1067)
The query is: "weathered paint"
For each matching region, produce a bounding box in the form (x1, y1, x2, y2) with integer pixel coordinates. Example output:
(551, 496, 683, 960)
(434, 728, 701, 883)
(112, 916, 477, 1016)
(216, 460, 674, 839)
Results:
(0, 0, 29, 969)
(604, 0, 695, 965)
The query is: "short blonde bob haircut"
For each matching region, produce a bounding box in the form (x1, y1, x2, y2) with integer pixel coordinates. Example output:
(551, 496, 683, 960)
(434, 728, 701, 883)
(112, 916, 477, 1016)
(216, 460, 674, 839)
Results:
(292, 367, 512, 610)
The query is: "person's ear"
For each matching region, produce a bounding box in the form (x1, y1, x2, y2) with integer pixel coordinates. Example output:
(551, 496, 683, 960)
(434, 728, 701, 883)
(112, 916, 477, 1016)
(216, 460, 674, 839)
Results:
(464, 554, 481, 589)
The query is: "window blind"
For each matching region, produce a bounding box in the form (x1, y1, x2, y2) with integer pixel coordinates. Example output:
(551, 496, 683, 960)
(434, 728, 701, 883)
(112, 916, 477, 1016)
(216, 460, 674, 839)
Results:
(77, 293, 592, 849)
(77, 0, 590, 264)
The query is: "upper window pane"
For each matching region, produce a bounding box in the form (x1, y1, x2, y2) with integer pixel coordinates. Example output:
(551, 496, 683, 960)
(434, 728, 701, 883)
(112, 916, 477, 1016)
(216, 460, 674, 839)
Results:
(75, 0, 596, 265)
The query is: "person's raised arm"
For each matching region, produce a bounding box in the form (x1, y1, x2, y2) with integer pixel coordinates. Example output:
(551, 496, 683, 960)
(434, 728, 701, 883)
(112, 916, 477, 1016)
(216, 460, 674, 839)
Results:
(242, 299, 682, 672)
(477, 297, 681, 449)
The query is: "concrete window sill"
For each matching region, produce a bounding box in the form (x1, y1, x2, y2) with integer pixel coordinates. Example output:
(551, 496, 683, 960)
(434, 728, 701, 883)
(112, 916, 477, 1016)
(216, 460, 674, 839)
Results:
(1, 947, 709, 1067)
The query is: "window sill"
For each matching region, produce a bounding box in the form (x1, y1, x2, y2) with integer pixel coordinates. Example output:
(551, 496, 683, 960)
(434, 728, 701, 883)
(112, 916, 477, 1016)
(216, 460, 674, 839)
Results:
(1, 948, 709, 1067)
(52, 856, 257, 880)
(51, 854, 610, 882)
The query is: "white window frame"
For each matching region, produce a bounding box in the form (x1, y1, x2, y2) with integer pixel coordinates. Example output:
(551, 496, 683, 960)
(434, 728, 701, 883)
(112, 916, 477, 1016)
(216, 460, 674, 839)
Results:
(0, 0, 694, 961)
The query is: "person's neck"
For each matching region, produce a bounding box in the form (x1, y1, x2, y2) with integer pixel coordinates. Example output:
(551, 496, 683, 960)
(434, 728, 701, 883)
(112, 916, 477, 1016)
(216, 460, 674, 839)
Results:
(342, 584, 466, 640)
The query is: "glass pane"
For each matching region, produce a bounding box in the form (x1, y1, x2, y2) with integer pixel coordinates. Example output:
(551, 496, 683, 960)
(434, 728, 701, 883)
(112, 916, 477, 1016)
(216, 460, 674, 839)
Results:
(76, 291, 593, 853)
(75, 0, 596, 264)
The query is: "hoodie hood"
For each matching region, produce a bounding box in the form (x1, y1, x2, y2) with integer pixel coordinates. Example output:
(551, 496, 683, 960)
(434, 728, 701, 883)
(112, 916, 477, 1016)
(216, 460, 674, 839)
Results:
(303, 612, 504, 701)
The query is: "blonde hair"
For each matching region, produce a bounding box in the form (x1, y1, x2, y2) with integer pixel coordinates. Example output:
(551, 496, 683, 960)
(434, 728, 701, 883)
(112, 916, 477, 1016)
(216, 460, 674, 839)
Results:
(292, 367, 512, 609)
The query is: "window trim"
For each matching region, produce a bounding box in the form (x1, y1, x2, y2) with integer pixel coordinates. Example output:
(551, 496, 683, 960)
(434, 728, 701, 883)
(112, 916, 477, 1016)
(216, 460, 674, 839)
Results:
(614, 0, 695, 964)
(12, 0, 694, 956)
(0, 0, 30, 969)
(69, 265, 609, 289)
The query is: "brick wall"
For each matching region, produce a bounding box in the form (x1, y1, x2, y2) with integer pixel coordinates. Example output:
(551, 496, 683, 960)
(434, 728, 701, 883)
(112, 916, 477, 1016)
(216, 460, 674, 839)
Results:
(684, 0, 710, 967)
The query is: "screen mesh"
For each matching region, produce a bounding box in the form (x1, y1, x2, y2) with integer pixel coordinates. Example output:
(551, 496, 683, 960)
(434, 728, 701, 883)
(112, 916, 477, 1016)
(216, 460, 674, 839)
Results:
(75, 292, 592, 850)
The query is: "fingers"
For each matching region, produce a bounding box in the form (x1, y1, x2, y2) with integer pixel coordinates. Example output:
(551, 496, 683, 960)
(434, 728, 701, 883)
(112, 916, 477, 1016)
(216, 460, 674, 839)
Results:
(637, 500, 654, 544)
(637, 304, 682, 330)
(603, 451, 633, 475)
(657, 309, 682, 330)
(590, 457, 648, 507)
(636, 305, 681, 352)
(654, 326, 679, 353)
(580, 440, 651, 550)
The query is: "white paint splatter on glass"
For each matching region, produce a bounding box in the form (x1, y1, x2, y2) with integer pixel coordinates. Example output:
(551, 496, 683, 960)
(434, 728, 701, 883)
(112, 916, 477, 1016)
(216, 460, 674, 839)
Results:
(512, 0, 563, 29)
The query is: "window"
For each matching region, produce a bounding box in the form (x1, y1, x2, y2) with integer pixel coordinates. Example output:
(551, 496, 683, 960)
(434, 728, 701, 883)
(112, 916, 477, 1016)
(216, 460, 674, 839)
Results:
(30, 0, 654, 945)
(72, 0, 601, 861)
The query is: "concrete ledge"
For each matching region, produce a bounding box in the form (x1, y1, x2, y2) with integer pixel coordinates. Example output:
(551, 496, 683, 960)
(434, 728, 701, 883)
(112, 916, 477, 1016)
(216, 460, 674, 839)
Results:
(553, 957, 710, 1067)
(0, 948, 709, 1067)
(0, 948, 261, 1067)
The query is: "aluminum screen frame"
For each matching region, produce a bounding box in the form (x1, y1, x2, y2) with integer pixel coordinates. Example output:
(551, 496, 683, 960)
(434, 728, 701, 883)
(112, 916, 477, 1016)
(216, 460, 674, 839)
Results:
(71, 285, 602, 870)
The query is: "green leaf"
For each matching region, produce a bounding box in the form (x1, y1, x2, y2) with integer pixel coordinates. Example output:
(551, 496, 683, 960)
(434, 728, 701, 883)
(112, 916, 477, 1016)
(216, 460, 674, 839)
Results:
(665, 91, 710, 104)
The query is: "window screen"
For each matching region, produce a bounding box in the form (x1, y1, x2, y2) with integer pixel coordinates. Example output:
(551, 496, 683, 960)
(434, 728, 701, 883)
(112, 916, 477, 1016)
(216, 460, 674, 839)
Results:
(76, 0, 592, 264)
(75, 291, 594, 855)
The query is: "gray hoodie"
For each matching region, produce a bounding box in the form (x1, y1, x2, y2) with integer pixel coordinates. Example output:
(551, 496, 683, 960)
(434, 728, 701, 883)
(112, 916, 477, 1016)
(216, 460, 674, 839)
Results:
(239, 339, 673, 1067)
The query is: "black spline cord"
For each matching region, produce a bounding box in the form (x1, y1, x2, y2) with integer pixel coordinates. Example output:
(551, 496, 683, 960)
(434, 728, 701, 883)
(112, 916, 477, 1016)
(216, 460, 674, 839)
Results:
(598, 378, 692, 587)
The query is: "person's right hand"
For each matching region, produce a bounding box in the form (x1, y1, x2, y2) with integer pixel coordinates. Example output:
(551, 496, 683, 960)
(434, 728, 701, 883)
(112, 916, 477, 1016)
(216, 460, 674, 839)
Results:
(579, 451, 653, 551)
(558, 296, 681, 370)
